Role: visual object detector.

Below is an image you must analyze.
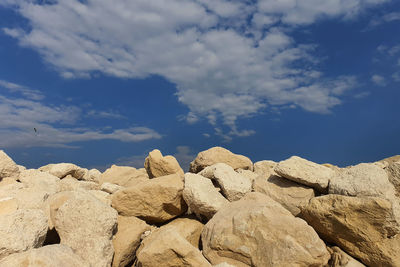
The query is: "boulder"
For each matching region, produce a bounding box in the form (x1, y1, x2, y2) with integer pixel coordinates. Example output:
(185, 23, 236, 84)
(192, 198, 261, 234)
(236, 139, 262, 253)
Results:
(202, 192, 330, 267)
(0, 197, 18, 216)
(0, 186, 49, 210)
(18, 169, 60, 195)
(81, 168, 101, 182)
(190, 147, 253, 173)
(58, 176, 100, 191)
(0, 209, 48, 260)
(275, 156, 335, 192)
(299, 194, 400, 267)
(384, 160, 400, 197)
(112, 216, 150, 267)
(99, 165, 149, 187)
(101, 182, 124, 194)
(252, 174, 315, 216)
(158, 217, 204, 248)
(0, 244, 89, 267)
(0, 177, 19, 188)
(0, 150, 19, 179)
(112, 173, 187, 223)
(144, 149, 184, 178)
(43, 191, 75, 230)
(183, 173, 229, 220)
(54, 192, 118, 267)
(253, 160, 277, 178)
(88, 190, 112, 206)
(328, 246, 365, 267)
(235, 169, 258, 182)
(199, 163, 252, 201)
(39, 163, 85, 179)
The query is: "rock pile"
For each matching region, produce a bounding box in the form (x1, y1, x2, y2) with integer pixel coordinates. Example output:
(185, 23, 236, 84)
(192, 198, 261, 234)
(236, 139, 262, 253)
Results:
(0, 147, 399, 266)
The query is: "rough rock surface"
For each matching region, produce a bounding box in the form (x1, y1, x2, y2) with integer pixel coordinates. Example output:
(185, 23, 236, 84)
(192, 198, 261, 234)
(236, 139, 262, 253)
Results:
(0, 245, 89, 267)
(88, 190, 112, 206)
(190, 147, 253, 173)
(99, 165, 149, 187)
(275, 156, 335, 192)
(39, 163, 85, 179)
(183, 173, 229, 220)
(112, 173, 186, 223)
(386, 160, 400, 197)
(101, 182, 124, 194)
(81, 168, 101, 182)
(18, 169, 60, 195)
(199, 163, 252, 201)
(0, 197, 18, 216)
(202, 192, 330, 267)
(0, 209, 48, 260)
(43, 191, 74, 230)
(235, 168, 258, 182)
(144, 149, 184, 178)
(0, 186, 49, 210)
(300, 194, 400, 267)
(0, 150, 19, 179)
(328, 246, 365, 267)
(58, 176, 100, 191)
(158, 217, 204, 248)
(253, 160, 277, 178)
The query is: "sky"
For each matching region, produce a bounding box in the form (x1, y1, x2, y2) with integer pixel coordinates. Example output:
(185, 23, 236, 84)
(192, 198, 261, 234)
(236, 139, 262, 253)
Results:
(0, 0, 399, 171)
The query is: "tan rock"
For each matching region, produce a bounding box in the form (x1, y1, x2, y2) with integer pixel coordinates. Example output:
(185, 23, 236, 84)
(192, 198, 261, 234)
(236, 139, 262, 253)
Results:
(213, 263, 236, 267)
(0, 244, 89, 267)
(202, 192, 330, 267)
(159, 217, 204, 248)
(253, 160, 277, 178)
(145, 149, 184, 178)
(112, 216, 150, 267)
(58, 176, 100, 191)
(0, 186, 49, 210)
(112, 173, 187, 223)
(183, 173, 229, 220)
(0, 197, 18, 216)
(252, 174, 315, 216)
(190, 147, 253, 173)
(384, 160, 400, 197)
(88, 190, 112, 206)
(199, 163, 252, 201)
(299, 194, 400, 267)
(39, 163, 86, 179)
(0, 150, 19, 179)
(0, 209, 48, 260)
(275, 156, 335, 192)
(18, 169, 60, 195)
(0, 177, 18, 188)
(82, 168, 101, 182)
(328, 246, 365, 267)
(101, 182, 124, 194)
(235, 168, 258, 182)
(99, 165, 149, 187)
(55, 192, 118, 267)
(43, 191, 75, 230)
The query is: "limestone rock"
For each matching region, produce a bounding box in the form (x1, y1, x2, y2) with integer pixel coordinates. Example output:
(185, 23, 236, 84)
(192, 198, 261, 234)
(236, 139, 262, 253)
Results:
(88, 190, 112, 206)
(384, 160, 400, 197)
(253, 160, 277, 178)
(0, 186, 49, 210)
(39, 163, 85, 179)
(328, 246, 365, 267)
(0, 209, 48, 260)
(112, 216, 150, 267)
(82, 168, 101, 182)
(300, 194, 400, 267)
(275, 156, 335, 192)
(202, 192, 330, 267)
(99, 165, 149, 187)
(190, 147, 253, 173)
(59, 176, 100, 191)
(112, 173, 187, 223)
(199, 163, 252, 201)
(252, 174, 315, 216)
(43, 191, 75, 230)
(235, 169, 258, 182)
(0, 150, 19, 179)
(158, 217, 204, 248)
(0, 197, 18, 216)
(101, 182, 124, 194)
(18, 169, 60, 195)
(213, 263, 236, 267)
(144, 149, 184, 178)
(0, 177, 19, 188)
(0, 244, 89, 267)
(55, 192, 118, 267)
(183, 173, 229, 220)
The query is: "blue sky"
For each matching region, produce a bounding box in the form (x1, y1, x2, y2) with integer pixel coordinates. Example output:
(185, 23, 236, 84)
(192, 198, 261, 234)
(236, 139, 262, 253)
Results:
(0, 0, 399, 171)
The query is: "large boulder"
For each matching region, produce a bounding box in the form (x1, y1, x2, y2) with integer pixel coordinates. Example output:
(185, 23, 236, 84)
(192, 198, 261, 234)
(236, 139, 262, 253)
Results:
(0, 196, 18, 216)
(43, 191, 75, 230)
(54, 192, 118, 267)
(99, 165, 149, 187)
(0, 209, 48, 260)
(202, 192, 330, 267)
(275, 156, 336, 192)
(112, 173, 186, 223)
(381, 159, 400, 197)
(18, 169, 60, 195)
(39, 163, 86, 179)
(81, 168, 101, 182)
(300, 194, 400, 267)
(253, 160, 277, 178)
(0, 150, 19, 179)
(190, 147, 253, 173)
(0, 245, 89, 267)
(157, 217, 204, 248)
(58, 176, 100, 191)
(199, 163, 252, 201)
(101, 182, 124, 194)
(144, 149, 184, 178)
(0, 185, 49, 210)
(183, 173, 229, 220)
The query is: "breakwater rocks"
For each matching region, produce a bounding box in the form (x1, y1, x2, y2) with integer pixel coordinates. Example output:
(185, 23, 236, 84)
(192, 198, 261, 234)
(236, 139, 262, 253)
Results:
(0, 148, 399, 267)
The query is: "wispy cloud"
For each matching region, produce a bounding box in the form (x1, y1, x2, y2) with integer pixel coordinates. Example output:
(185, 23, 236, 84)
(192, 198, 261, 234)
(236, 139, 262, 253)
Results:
(371, 74, 387, 86)
(0, 79, 44, 100)
(366, 12, 400, 29)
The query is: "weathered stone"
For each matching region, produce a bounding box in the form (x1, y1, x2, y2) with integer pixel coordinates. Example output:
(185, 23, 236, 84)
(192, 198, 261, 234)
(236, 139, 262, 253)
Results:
(252, 174, 315, 216)
(0, 245, 89, 267)
(300, 194, 400, 267)
(55, 192, 118, 267)
(0, 186, 49, 210)
(213, 263, 236, 267)
(18, 169, 60, 195)
(88, 190, 112, 206)
(202, 192, 330, 267)
(43, 191, 74, 230)
(82, 168, 101, 182)
(112, 173, 187, 223)
(0, 177, 19, 188)
(0, 197, 18, 216)
(275, 156, 335, 192)
(0, 150, 19, 179)
(235, 169, 258, 182)
(144, 149, 184, 178)
(112, 216, 150, 267)
(101, 182, 124, 194)
(39, 163, 86, 179)
(159, 217, 204, 248)
(183, 173, 229, 220)
(253, 160, 277, 178)
(190, 147, 253, 173)
(58, 176, 100, 191)
(384, 160, 400, 197)
(199, 163, 252, 201)
(328, 246, 365, 267)
(99, 165, 149, 187)
(0, 209, 48, 260)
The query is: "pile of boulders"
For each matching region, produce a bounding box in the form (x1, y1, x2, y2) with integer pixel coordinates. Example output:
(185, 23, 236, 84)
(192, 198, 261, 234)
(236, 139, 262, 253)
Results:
(0, 147, 399, 267)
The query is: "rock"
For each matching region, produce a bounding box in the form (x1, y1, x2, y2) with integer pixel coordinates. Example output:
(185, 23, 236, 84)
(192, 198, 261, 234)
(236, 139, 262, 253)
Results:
(81, 168, 101, 182)
(199, 163, 252, 201)
(0, 177, 18, 188)
(0, 244, 89, 267)
(235, 169, 258, 182)
(0, 186, 49, 210)
(275, 156, 335, 192)
(213, 263, 236, 267)
(43, 191, 74, 230)
(59, 176, 100, 191)
(158, 217, 204, 248)
(101, 182, 124, 194)
(88, 190, 112, 206)
(299, 194, 400, 267)
(253, 160, 277, 178)
(54, 192, 118, 267)
(99, 165, 149, 187)
(112, 216, 150, 267)
(39, 163, 86, 179)
(252, 174, 315, 216)
(384, 160, 400, 197)
(183, 173, 229, 220)
(0, 150, 19, 179)
(0, 209, 48, 260)
(18, 169, 60, 195)
(190, 147, 253, 173)
(0, 197, 18, 216)
(144, 149, 184, 178)
(328, 246, 365, 267)
(112, 173, 187, 223)
(202, 192, 330, 267)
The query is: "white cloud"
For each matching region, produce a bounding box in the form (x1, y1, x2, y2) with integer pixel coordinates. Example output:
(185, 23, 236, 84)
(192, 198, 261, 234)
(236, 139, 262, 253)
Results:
(367, 12, 400, 28)
(2, 0, 383, 139)
(371, 74, 386, 86)
(0, 79, 44, 100)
